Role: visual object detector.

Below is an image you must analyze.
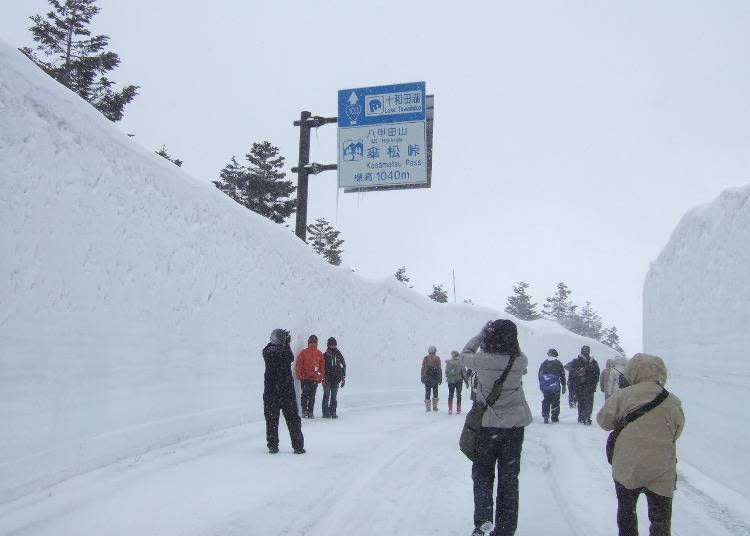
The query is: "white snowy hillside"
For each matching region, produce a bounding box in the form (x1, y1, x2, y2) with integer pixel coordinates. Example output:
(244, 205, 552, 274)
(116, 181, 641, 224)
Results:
(0, 38, 616, 506)
(644, 185, 750, 504)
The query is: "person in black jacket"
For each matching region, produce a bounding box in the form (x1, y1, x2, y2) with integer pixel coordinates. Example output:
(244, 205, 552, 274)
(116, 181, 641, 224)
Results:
(263, 329, 305, 454)
(569, 345, 600, 425)
(538, 349, 566, 423)
(564, 359, 577, 408)
(322, 337, 347, 419)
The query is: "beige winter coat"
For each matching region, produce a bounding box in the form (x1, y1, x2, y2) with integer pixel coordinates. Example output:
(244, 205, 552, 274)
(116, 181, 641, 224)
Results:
(597, 353, 685, 498)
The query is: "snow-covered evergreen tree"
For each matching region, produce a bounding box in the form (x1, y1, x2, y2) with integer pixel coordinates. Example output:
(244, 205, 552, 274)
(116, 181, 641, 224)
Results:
(395, 266, 410, 284)
(307, 218, 344, 266)
(156, 146, 182, 167)
(578, 301, 603, 340)
(601, 326, 625, 354)
(428, 284, 448, 303)
(213, 142, 296, 224)
(543, 282, 577, 321)
(20, 0, 138, 122)
(505, 281, 542, 320)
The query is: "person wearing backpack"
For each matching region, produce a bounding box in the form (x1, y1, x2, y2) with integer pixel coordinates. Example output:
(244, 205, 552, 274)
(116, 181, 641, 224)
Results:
(569, 345, 600, 425)
(597, 353, 684, 536)
(321, 337, 346, 419)
(421, 346, 442, 411)
(564, 359, 577, 408)
(460, 320, 532, 536)
(445, 350, 468, 414)
(295, 335, 325, 418)
(538, 349, 566, 423)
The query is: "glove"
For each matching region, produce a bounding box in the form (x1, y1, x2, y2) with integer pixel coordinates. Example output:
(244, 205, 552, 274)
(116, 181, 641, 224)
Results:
(340, 378, 345, 388)
(562, 385, 567, 394)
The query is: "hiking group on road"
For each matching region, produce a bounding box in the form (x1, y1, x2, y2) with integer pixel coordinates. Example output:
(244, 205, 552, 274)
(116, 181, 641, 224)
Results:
(262, 320, 684, 536)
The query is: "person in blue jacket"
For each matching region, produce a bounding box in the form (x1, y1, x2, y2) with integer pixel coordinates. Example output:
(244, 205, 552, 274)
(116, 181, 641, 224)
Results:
(538, 349, 566, 423)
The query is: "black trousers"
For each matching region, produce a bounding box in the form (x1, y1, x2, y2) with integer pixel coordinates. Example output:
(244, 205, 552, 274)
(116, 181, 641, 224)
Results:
(615, 482, 672, 536)
(448, 381, 463, 403)
(424, 385, 438, 400)
(322, 382, 339, 416)
(263, 388, 304, 450)
(472, 427, 524, 536)
(300, 380, 318, 416)
(576, 388, 594, 422)
(541, 391, 561, 420)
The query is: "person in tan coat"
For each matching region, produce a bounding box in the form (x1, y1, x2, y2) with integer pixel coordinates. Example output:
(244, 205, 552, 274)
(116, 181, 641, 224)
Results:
(597, 353, 685, 536)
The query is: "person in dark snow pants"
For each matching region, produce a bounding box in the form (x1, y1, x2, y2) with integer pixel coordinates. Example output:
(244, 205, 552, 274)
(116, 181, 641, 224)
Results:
(421, 346, 442, 411)
(564, 359, 577, 408)
(445, 350, 468, 414)
(569, 345, 600, 425)
(460, 320, 532, 536)
(538, 348, 566, 423)
(322, 337, 346, 418)
(262, 329, 305, 454)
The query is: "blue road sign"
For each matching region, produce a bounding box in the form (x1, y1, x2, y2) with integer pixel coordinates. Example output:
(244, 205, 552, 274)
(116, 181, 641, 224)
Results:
(338, 82, 426, 128)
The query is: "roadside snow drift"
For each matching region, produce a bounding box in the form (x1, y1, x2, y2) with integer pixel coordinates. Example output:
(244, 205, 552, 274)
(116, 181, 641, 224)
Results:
(0, 39, 617, 503)
(644, 185, 750, 497)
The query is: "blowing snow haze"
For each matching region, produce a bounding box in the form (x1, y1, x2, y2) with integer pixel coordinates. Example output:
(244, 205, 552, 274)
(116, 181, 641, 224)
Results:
(1, 1, 750, 534)
(3, 0, 750, 353)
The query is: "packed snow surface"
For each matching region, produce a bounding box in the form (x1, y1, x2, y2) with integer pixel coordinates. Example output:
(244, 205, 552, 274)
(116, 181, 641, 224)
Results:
(1, 38, 748, 534)
(644, 185, 750, 499)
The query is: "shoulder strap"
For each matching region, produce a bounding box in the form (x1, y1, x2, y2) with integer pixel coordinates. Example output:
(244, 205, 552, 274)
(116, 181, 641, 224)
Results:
(620, 388, 669, 427)
(485, 354, 517, 407)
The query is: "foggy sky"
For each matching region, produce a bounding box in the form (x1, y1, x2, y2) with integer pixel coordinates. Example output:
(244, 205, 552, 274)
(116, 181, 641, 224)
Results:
(3, 0, 749, 354)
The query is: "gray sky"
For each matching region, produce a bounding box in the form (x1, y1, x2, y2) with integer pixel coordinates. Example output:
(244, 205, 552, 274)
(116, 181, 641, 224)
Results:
(3, 0, 750, 353)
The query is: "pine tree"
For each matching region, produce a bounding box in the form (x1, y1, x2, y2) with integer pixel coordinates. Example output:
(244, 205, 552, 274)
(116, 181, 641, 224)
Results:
(213, 142, 296, 224)
(394, 266, 410, 284)
(307, 218, 344, 266)
(504, 281, 542, 321)
(601, 326, 625, 354)
(428, 284, 448, 303)
(156, 146, 183, 167)
(20, 0, 138, 122)
(578, 301, 603, 340)
(543, 282, 577, 321)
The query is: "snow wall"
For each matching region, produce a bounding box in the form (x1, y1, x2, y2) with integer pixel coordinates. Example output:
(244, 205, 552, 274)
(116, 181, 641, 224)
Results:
(0, 40, 618, 503)
(644, 185, 750, 496)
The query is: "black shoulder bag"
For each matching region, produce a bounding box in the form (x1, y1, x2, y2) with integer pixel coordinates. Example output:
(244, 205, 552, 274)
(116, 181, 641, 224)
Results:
(459, 355, 517, 461)
(606, 388, 669, 464)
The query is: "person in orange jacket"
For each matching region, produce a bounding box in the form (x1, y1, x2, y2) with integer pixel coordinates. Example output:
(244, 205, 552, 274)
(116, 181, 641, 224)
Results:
(295, 334, 325, 418)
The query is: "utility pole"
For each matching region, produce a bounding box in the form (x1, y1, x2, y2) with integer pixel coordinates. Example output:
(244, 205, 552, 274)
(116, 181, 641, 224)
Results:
(292, 112, 337, 242)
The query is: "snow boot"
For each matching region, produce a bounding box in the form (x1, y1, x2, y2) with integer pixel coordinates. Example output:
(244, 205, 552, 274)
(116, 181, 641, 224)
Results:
(432, 397, 439, 411)
(448, 400, 453, 414)
(544, 417, 549, 424)
(457, 401, 462, 414)
(472, 520, 493, 535)
(425, 400, 431, 412)
(294, 448, 306, 454)
(268, 446, 279, 454)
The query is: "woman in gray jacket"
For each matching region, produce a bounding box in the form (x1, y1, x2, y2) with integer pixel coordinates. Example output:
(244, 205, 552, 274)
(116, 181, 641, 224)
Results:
(460, 319, 532, 536)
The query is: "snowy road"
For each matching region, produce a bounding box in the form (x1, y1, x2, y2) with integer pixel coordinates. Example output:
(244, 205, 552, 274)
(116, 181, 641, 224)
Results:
(1, 395, 748, 536)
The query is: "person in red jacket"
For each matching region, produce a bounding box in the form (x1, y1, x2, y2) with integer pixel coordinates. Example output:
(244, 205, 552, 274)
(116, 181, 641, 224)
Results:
(295, 335, 325, 418)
